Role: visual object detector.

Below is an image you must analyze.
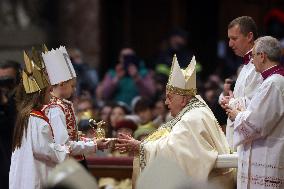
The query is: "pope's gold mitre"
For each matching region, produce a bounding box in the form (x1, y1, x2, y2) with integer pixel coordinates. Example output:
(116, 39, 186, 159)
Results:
(22, 46, 50, 94)
(166, 54, 197, 96)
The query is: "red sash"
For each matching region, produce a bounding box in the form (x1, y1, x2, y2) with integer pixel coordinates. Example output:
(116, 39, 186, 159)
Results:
(30, 110, 54, 138)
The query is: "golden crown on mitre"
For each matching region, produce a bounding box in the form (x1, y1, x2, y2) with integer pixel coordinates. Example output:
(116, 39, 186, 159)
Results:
(166, 54, 197, 96)
(22, 45, 50, 94)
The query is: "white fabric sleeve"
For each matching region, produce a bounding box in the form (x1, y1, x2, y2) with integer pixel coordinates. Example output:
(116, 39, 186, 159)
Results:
(233, 80, 284, 147)
(68, 140, 97, 155)
(31, 118, 68, 163)
(243, 65, 263, 101)
(228, 97, 246, 111)
(48, 107, 97, 155)
(48, 107, 69, 144)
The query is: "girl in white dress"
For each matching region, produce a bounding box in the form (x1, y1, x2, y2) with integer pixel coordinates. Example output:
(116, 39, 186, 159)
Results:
(9, 49, 69, 189)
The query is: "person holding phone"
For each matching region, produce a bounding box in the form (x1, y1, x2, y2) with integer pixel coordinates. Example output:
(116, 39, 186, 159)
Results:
(99, 47, 155, 105)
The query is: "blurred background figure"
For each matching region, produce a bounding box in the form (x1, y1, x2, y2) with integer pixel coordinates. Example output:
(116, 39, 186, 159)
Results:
(109, 103, 130, 138)
(114, 119, 137, 139)
(133, 97, 154, 126)
(98, 47, 155, 105)
(155, 27, 193, 68)
(132, 97, 157, 140)
(263, 8, 284, 66)
(97, 101, 115, 138)
(0, 60, 21, 189)
(75, 97, 98, 138)
(152, 96, 171, 127)
(152, 69, 169, 101)
(69, 48, 99, 100)
(201, 74, 227, 130)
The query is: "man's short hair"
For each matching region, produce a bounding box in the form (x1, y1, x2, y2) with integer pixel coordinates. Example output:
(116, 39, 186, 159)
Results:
(255, 36, 281, 62)
(0, 60, 22, 83)
(228, 16, 258, 40)
(134, 97, 154, 114)
(0, 60, 21, 70)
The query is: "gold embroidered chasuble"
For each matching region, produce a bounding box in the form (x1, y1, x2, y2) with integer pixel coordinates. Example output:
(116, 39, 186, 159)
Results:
(133, 96, 234, 189)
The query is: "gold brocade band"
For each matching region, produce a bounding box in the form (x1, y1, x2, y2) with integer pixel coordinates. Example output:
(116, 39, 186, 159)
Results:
(166, 84, 197, 96)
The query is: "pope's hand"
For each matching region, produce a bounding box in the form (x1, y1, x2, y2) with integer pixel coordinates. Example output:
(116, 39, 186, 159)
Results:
(115, 133, 141, 153)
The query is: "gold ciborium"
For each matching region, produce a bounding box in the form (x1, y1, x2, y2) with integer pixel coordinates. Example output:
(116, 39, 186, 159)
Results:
(89, 119, 117, 148)
(89, 119, 106, 139)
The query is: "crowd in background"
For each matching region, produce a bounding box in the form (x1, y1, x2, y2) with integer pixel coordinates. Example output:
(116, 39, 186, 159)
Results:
(69, 28, 283, 144)
(1, 22, 284, 188)
(2, 26, 284, 152)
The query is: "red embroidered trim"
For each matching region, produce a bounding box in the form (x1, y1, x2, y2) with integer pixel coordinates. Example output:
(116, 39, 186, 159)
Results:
(239, 125, 251, 138)
(30, 110, 54, 138)
(240, 160, 284, 170)
(240, 174, 284, 187)
(43, 96, 77, 140)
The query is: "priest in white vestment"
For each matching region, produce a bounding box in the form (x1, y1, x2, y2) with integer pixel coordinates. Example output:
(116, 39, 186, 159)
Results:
(219, 16, 262, 151)
(227, 36, 284, 189)
(116, 55, 235, 189)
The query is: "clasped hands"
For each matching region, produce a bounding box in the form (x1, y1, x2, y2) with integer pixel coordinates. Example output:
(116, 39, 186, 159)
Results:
(114, 133, 141, 153)
(220, 92, 240, 121)
(81, 133, 141, 152)
(96, 138, 112, 150)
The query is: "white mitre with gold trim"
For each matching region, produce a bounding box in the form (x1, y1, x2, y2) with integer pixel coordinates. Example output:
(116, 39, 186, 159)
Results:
(42, 46, 76, 85)
(166, 54, 197, 96)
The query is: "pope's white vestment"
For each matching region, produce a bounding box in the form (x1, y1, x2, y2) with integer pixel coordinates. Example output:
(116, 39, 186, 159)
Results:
(134, 96, 235, 189)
